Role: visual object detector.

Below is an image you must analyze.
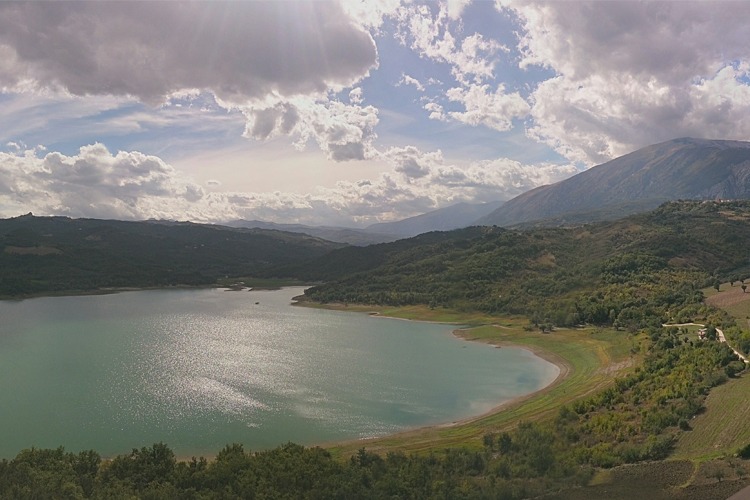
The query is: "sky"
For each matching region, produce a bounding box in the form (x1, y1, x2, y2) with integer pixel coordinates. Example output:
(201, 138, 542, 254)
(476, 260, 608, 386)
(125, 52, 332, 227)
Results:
(1, 0, 750, 227)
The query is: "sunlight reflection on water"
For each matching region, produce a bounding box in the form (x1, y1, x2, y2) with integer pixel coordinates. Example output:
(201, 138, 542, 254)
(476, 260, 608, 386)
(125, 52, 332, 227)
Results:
(0, 287, 559, 457)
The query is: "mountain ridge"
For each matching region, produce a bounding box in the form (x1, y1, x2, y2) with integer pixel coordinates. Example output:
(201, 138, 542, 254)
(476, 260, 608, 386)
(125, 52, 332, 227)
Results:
(364, 200, 503, 236)
(476, 138, 750, 227)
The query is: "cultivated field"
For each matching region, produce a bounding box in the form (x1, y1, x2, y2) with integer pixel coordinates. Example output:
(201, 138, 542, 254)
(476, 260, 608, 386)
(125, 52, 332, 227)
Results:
(541, 459, 750, 500)
(705, 282, 750, 330)
(673, 372, 750, 460)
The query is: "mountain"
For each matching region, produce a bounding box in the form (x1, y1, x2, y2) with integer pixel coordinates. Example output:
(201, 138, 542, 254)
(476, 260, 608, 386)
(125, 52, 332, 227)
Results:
(476, 138, 750, 227)
(0, 214, 344, 296)
(225, 220, 399, 246)
(364, 200, 504, 236)
(227, 200, 503, 244)
(285, 200, 750, 323)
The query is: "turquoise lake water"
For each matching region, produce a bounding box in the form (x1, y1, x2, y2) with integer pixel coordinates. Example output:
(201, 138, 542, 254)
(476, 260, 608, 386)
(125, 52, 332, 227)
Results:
(0, 287, 558, 458)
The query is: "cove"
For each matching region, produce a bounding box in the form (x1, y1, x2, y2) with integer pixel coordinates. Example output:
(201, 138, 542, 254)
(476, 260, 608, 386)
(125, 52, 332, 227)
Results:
(0, 287, 559, 459)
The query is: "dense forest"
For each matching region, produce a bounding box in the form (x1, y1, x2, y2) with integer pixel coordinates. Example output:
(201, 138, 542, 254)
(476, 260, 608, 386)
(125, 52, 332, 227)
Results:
(0, 214, 342, 297)
(266, 201, 750, 355)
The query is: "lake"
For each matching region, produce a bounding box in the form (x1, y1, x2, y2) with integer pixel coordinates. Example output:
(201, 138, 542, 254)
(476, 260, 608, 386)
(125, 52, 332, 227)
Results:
(0, 287, 559, 459)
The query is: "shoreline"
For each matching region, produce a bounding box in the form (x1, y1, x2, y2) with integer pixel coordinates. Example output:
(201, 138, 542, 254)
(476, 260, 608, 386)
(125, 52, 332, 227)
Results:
(312, 329, 570, 455)
(170, 327, 570, 463)
(0, 283, 222, 301)
(5, 288, 572, 462)
(0, 282, 316, 302)
(289, 300, 573, 453)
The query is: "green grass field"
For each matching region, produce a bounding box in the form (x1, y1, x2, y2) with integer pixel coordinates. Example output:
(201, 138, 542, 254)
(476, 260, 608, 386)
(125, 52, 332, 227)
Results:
(326, 318, 637, 458)
(673, 372, 750, 460)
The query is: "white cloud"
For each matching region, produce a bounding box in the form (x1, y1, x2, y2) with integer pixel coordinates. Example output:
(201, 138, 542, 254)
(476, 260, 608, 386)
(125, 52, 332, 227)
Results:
(500, 0, 750, 164)
(0, 2, 377, 106)
(349, 87, 364, 105)
(382, 146, 444, 179)
(445, 83, 530, 131)
(0, 144, 207, 220)
(0, 2, 386, 163)
(340, 0, 403, 32)
(423, 101, 446, 121)
(398, 74, 426, 92)
(213, 90, 380, 163)
(396, 4, 528, 133)
(0, 143, 575, 226)
(396, 4, 505, 85)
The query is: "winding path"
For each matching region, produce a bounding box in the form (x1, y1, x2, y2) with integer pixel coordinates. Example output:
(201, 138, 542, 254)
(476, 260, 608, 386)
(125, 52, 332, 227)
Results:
(663, 322, 749, 364)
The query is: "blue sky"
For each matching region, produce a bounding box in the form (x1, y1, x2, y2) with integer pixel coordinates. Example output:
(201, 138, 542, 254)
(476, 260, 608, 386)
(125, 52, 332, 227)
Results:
(1, 1, 749, 226)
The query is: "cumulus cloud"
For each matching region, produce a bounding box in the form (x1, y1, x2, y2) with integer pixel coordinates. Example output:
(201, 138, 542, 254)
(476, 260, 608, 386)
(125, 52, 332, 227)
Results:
(0, 1, 376, 106)
(0, 144, 207, 220)
(396, 4, 505, 85)
(395, 3, 530, 133)
(382, 146, 444, 179)
(0, 144, 575, 225)
(0, 1, 386, 163)
(349, 88, 364, 105)
(445, 83, 530, 131)
(499, 0, 750, 164)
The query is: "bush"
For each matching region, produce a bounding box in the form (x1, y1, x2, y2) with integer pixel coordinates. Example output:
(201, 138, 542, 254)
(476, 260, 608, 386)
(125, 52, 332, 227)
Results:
(739, 443, 750, 459)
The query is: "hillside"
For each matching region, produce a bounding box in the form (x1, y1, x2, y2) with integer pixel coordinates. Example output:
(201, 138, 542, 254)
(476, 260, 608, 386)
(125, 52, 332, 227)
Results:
(477, 138, 750, 227)
(279, 201, 750, 329)
(4, 204, 750, 499)
(0, 214, 343, 296)
(364, 200, 503, 236)
(225, 220, 399, 246)
(228, 201, 504, 245)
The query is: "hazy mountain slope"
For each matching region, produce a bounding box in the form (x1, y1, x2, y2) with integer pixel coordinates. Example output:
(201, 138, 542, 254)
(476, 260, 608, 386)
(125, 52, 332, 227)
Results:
(365, 200, 503, 236)
(0, 215, 344, 296)
(477, 138, 750, 227)
(262, 226, 488, 282)
(294, 200, 750, 319)
(510, 198, 668, 230)
(226, 220, 399, 245)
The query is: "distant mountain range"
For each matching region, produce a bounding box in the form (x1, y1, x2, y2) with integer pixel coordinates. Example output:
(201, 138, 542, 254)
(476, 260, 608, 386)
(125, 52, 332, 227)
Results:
(234, 138, 750, 241)
(477, 138, 750, 227)
(228, 200, 503, 245)
(364, 200, 503, 236)
(225, 220, 400, 246)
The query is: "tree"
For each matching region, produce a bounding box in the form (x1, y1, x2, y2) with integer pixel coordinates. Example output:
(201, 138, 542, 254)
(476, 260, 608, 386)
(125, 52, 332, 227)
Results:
(714, 280, 721, 292)
(713, 469, 725, 482)
(742, 285, 747, 293)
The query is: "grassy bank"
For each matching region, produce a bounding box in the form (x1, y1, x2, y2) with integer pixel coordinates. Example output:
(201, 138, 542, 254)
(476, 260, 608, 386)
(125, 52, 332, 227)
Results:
(323, 307, 637, 458)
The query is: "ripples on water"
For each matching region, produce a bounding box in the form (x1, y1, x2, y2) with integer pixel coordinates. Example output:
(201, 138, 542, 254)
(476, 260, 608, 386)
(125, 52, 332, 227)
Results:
(0, 287, 558, 458)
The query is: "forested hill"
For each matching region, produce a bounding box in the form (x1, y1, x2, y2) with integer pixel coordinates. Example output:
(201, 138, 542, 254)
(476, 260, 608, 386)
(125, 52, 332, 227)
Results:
(477, 138, 750, 227)
(0, 214, 343, 296)
(273, 201, 750, 326)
